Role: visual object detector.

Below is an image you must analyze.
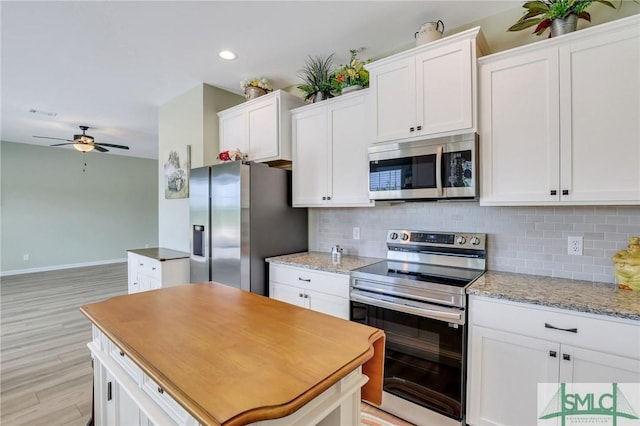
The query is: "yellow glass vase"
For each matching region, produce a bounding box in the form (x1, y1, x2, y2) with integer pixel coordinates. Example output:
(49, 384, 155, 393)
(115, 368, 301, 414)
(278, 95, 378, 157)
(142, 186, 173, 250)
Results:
(613, 236, 640, 290)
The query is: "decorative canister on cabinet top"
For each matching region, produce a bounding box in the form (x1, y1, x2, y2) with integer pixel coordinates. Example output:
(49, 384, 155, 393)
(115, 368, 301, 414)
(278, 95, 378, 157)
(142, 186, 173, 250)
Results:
(415, 20, 444, 46)
(613, 236, 640, 290)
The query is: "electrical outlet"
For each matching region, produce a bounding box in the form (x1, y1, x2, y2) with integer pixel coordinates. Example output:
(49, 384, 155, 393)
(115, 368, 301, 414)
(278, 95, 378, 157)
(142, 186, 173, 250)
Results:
(353, 227, 360, 240)
(23, 254, 29, 261)
(568, 236, 583, 256)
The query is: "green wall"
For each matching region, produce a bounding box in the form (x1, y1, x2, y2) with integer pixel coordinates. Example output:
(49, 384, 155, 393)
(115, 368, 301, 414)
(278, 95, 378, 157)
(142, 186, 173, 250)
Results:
(0, 141, 158, 273)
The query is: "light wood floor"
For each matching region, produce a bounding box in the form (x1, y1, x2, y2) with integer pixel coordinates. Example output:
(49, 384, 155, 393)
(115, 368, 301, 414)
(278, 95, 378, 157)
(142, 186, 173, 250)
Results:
(0, 264, 412, 426)
(1, 263, 128, 426)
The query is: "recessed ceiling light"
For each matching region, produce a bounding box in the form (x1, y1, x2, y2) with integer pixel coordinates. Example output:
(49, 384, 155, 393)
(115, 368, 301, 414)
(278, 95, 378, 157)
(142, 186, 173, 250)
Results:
(219, 50, 237, 61)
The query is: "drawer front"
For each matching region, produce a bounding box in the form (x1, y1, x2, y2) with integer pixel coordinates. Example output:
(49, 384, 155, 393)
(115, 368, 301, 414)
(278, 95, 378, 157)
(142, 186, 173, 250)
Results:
(270, 264, 349, 298)
(138, 257, 161, 280)
(108, 341, 142, 383)
(470, 296, 640, 359)
(141, 373, 190, 424)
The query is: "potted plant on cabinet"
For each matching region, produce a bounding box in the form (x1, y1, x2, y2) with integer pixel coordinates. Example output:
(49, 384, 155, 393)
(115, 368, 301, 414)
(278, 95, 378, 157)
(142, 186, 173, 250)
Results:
(240, 77, 273, 101)
(297, 54, 335, 103)
(508, 0, 616, 37)
(332, 48, 370, 95)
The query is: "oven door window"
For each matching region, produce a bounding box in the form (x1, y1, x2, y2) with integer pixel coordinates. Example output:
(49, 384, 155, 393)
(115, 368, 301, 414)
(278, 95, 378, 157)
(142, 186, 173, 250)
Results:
(442, 149, 473, 188)
(351, 301, 464, 420)
(369, 154, 437, 192)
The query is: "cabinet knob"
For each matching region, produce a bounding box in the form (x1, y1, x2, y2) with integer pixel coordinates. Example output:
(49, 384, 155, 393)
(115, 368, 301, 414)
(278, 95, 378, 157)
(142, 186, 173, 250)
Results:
(322, 196, 326, 200)
(549, 350, 557, 358)
(327, 196, 331, 200)
(550, 190, 557, 196)
(562, 354, 571, 361)
(157, 387, 164, 394)
(119, 351, 125, 357)
(562, 189, 569, 195)
(304, 294, 309, 299)
(299, 293, 304, 298)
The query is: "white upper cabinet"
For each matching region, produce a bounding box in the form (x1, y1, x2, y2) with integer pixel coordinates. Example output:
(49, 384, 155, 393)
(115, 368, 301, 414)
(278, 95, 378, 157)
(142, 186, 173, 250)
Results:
(218, 90, 304, 163)
(292, 90, 374, 207)
(366, 27, 487, 144)
(480, 15, 640, 206)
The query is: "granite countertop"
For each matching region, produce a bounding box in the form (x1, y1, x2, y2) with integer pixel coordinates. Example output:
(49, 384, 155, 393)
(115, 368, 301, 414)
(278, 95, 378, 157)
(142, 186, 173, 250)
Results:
(468, 271, 640, 321)
(127, 247, 190, 261)
(266, 251, 383, 275)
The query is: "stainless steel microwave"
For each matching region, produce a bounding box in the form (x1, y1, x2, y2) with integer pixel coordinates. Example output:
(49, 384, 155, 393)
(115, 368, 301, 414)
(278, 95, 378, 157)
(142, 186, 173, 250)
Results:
(368, 133, 478, 201)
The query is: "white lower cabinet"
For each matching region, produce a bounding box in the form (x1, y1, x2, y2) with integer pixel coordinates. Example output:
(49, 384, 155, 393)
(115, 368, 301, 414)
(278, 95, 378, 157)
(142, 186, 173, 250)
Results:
(466, 296, 640, 426)
(127, 251, 189, 294)
(269, 264, 350, 320)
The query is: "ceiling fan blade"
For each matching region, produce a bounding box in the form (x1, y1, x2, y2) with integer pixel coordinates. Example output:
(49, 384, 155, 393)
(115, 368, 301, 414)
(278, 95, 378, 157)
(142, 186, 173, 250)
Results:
(50, 143, 75, 146)
(95, 143, 129, 150)
(92, 145, 108, 153)
(33, 136, 73, 142)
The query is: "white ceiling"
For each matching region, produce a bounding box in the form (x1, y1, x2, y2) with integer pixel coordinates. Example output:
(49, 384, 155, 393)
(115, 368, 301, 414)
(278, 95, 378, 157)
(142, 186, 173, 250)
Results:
(1, 1, 519, 159)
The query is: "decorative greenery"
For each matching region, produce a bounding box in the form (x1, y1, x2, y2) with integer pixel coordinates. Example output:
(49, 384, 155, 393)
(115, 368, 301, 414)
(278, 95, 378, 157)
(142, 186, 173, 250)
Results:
(240, 77, 273, 92)
(332, 48, 370, 92)
(297, 54, 335, 101)
(508, 0, 616, 36)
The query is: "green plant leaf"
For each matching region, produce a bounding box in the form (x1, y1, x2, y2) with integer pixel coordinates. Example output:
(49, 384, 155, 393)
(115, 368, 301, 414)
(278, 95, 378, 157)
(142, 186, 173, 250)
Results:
(522, 0, 551, 13)
(508, 17, 544, 31)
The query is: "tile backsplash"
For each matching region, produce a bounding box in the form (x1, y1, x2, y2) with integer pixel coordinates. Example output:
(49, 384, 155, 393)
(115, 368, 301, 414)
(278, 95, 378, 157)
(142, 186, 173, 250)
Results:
(309, 203, 639, 284)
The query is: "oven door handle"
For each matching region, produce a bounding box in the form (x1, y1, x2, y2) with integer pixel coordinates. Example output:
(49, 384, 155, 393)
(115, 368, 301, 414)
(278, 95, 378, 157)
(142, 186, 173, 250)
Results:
(350, 291, 463, 324)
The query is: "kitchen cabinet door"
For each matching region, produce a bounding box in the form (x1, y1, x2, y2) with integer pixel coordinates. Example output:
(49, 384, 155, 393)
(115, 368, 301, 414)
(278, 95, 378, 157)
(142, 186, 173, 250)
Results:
(292, 106, 329, 206)
(559, 25, 640, 203)
(246, 95, 278, 161)
(416, 39, 473, 135)
(306, 289, 349, 320)
(368, 56, 416, 143)
(479, 47, 560, 205)
(328, 93, 372, 206)
(219, 108, 248, 155)
(467, 326, 559, 426)
(558, 344, 640, 384)
(270, 282, 307, 309)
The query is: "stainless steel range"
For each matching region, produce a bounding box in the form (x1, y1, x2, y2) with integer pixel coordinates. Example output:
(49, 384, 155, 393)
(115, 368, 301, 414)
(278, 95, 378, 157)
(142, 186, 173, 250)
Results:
(350, 229, 486, 426)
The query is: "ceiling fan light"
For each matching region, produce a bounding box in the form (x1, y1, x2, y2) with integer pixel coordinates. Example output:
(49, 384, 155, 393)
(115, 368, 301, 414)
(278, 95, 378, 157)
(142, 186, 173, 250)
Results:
(74, 143, 94, 152)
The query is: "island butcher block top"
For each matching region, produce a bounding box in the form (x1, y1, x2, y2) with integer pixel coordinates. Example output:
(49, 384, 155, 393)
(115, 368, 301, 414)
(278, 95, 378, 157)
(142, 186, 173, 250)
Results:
(80, 283, 384, 426)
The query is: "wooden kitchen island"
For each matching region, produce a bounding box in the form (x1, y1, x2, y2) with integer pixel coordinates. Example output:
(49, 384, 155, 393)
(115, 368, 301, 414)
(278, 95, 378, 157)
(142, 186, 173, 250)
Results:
(80, 283, 384, 426)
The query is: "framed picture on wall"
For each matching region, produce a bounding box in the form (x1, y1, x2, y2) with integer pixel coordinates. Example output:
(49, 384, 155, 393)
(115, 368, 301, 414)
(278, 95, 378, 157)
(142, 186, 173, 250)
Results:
(163, 144, 190, 199)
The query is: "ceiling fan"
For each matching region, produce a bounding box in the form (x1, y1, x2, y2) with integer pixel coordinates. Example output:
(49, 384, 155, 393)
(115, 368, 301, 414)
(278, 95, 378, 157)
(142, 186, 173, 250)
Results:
(33, 125, 130, 153)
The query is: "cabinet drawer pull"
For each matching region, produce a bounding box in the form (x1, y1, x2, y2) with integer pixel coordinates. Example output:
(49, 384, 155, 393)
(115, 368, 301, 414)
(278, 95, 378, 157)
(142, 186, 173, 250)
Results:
(151, 267, 156, 270)
(119, 351, 125, 357)
(549, 350, 557, 358)
(157, 387, 164, 394)
(322, 196, 327, 200)
(327, 196, 331, 200)
(562, 189, 569, 195)
(562, 354, 571, 361)
(298, 277, 311, 282)
(107, 382, 112, 401)
(416, 125, 422, 131)
(550, 190, 557, 196)
(545, 323, 577, 334)
(409, 127, 415, 132)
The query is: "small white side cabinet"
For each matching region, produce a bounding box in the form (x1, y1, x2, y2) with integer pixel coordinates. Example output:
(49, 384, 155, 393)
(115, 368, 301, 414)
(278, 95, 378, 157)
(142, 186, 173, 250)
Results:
(479, 15, 640, 206)
(466, 296, 640, 426)
(292, 90, 374, 207)
(365, 26, 487, 144)
(218, 90, 305, 163)
(127, 249, 189, 294)
(269, 263, 350, 320)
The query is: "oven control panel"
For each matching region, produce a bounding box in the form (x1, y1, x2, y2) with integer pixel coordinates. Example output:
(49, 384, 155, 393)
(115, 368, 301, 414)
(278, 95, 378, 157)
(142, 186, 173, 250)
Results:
(387, 229, 485, 250)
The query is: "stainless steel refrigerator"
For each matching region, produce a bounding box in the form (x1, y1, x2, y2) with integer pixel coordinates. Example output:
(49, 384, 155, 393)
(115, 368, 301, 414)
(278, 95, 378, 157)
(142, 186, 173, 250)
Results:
(189, 161, 307, 295)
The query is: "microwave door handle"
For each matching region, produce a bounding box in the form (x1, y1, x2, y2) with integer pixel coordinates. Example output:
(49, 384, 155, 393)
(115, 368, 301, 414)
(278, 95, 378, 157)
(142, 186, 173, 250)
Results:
(436, 145, 443, 197)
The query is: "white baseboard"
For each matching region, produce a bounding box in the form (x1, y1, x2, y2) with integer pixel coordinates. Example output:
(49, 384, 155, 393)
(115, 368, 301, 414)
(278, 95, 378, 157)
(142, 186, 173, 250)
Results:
(0, 258, 127, 277)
